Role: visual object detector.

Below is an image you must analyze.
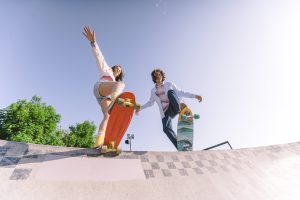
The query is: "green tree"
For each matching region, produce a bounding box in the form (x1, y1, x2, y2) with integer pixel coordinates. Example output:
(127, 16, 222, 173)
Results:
(0, 96, 62, 145)
(47, 128, 68, 147)
(63, 121, 96, 148)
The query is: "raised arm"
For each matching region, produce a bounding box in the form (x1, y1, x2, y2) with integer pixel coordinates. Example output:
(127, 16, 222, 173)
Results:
(83, 26, 111, 74)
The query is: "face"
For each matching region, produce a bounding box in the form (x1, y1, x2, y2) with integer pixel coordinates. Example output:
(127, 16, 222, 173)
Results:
(154, 71, 163, 84)
(113, 66, 122, 78)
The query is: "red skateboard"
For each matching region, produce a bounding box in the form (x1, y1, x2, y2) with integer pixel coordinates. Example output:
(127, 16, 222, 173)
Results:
(102, 92, 137, 154)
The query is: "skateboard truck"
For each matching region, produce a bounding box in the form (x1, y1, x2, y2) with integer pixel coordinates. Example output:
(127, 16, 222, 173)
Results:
(101, 141, 121, 155)
(182, 114, 200, 121)
(117, 97, 140, 109)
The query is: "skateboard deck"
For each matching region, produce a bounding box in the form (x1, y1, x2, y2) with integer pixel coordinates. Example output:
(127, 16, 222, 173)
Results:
(177, 106, 199, 151)
(103, 92, 136, 154)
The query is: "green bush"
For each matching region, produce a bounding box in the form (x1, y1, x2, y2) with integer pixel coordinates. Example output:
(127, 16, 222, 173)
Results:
(64, 121, 96, 148)
(0, 96, 61, 145)
(0, 96, 96, 148)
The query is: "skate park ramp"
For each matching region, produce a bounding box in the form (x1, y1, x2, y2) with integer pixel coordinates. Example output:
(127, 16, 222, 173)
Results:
(0, 139, 299, 200)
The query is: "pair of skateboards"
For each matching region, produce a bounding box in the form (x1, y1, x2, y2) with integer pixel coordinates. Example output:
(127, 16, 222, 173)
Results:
(99, 92, 138, 155)
(98, 91, 199, 155)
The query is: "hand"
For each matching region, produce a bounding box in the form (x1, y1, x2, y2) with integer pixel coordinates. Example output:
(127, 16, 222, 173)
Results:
(135, 105, 141, 116)
(195, 95, 202, 102)
(83, 26, 96, 43)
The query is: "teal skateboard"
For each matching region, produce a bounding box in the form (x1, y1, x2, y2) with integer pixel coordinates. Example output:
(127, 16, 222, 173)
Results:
(177, 106, 200, 151)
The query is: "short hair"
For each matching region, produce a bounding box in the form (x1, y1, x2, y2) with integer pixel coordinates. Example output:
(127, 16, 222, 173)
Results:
(112, 65, 124, 81)
(151, 69, 166, 84)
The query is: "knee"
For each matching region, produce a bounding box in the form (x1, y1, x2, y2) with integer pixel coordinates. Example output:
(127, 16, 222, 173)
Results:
(168, 90, 175, 95)
(103, 113, 110, 120)
(167, 90, 177, 99)
(117, 82, 125, 89)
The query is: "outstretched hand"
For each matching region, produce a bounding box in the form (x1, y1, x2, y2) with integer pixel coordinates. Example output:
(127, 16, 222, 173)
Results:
(135, 105, 141, 116)
(195, 95, 202, 102)
(83, 26, 96, 43)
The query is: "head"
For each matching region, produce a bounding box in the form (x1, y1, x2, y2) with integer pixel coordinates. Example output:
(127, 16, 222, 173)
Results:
(151, 69, 166, 84)
(112, 65, 124, 81)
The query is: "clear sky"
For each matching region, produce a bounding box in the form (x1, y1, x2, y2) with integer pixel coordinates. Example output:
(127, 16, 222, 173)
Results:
(1, 0, 300, 151)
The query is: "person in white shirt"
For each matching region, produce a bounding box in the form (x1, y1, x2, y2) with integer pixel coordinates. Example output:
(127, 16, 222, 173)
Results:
(135, 69, 202, 149)
(83, 26, 125, 148)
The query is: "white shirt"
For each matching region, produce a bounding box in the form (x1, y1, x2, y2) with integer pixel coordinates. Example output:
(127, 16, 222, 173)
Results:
(140, 82, 196, 118)
(91, 42, 115, 82)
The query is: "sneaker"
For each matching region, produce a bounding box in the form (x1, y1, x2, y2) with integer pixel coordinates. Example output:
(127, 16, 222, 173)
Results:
(94, 135, 104, 149)
(180, 103, 187, 111)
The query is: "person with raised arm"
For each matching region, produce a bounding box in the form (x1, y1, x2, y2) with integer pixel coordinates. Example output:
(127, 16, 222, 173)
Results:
(83, 26, 125, 148)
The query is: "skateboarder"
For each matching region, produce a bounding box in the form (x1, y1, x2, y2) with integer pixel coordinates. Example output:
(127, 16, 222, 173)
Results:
(135, 69, 202, 149)
(83, 26, 125, 148)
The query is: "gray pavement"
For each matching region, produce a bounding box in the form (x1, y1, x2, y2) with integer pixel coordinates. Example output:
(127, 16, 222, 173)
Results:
(0, 139, 300, 200)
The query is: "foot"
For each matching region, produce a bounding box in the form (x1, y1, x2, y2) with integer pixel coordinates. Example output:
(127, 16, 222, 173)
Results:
(100, 145, 121, 155)
(180, 103, 187, 111)
(94, 135, 105, 149)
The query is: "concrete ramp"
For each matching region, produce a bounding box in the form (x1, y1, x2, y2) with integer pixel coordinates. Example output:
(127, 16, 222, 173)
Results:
(35, 155, 145, 182)
(0, 139, 299, 200)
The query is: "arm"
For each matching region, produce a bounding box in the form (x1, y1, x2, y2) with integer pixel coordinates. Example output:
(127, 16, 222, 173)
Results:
(172, 82, 202, 102)
(83, 26, 111, 74)
(135, 92, 155, 115)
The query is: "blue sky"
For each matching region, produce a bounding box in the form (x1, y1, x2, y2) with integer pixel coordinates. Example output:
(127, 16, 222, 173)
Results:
(1, 0, 300, 151)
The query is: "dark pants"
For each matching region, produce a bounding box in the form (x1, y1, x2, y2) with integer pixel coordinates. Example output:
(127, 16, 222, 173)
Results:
(162, 90, 180, 149)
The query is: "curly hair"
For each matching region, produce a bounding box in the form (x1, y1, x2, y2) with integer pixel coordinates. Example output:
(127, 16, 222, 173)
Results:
(151, 69, 166, 84)
(112, 65, 124, 82)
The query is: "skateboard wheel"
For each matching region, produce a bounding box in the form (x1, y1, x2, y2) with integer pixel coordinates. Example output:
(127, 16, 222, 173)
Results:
(194, 114, 200, 119)
(101, 145, 108, 153)
(116, 147, 122, 154)
(108, 141, 115, 149)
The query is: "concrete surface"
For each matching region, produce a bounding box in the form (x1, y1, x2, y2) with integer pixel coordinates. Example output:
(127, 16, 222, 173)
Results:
(0, 139, 299, 200)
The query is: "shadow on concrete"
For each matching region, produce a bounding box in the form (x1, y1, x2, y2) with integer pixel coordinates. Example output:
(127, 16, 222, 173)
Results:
(0, 140, 148, 167)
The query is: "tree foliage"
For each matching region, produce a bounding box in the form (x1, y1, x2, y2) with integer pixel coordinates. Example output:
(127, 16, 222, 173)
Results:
(64, 121, 96, 148)
(0, 96, 96, 148)
(0, 96, 61, 144)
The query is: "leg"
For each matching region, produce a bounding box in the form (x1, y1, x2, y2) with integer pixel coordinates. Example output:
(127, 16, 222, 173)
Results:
(168, 90, 187, 117)
(162, 112, 177, 149)
(95, 81, 124, 129)
(98, 82, 125, 100)
(94, 99, 111, 147)
(93, 81, 125, 147)
(167, 90, 180, 118)
(98, 99, 111, 133)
